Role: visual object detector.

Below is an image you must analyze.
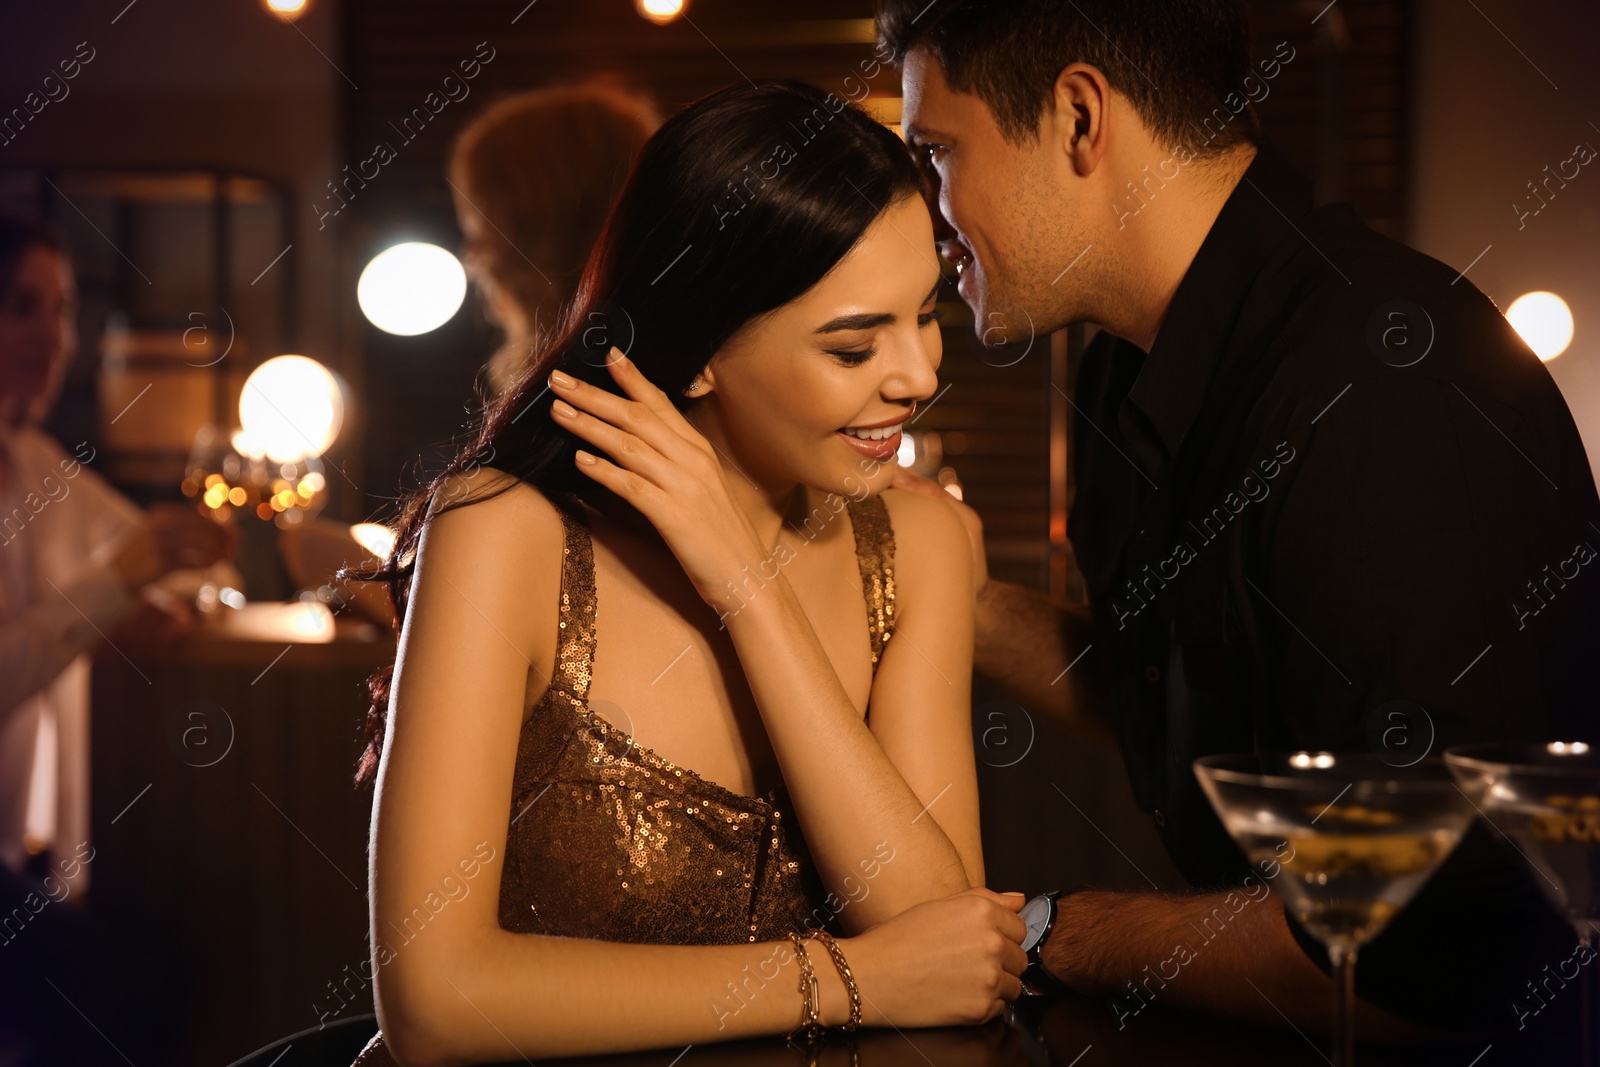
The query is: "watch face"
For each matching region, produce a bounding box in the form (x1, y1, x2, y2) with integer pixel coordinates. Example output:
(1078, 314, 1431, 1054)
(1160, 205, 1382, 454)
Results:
(1019, 895, 1052, 952)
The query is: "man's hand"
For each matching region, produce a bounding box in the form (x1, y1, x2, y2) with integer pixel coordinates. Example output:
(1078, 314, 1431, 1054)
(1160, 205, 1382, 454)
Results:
(100, 590, 196, 660)
(112, 503, 239, 592)
(1039, 888, 1435, 1041)
(889, 468, 987, 597)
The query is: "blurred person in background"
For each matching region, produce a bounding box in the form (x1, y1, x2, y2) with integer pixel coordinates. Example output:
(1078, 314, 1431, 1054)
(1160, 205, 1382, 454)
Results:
(448, 82, 658, 398)
(282, 85, 660, 618)
(0, 210, 235, 1066)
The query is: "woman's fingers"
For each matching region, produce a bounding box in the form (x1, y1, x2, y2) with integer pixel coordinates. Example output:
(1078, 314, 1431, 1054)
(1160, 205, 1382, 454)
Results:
(1001, 938, 1029, 976)
(596, 347, 670, 412)
(600, 348, 716, 452)
(982, 889, 1030, 944)
(961, 886, 1028, 912)
(551, 398, 679, 487)
(546, 349, 769, 611)
(550, 349, 707, 460)
(570, 448, 669, 517)
(550, 349, 730, 505)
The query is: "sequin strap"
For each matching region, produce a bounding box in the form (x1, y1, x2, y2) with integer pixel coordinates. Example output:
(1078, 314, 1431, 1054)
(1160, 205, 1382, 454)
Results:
(846, 493, 896, 669)
(547, 492, 599, 703)
(546, 490, 891, 700)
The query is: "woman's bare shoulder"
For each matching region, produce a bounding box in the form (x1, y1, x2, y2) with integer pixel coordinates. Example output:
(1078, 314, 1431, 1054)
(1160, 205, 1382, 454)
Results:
(421, 465, 570, 544)
(875, 487, 971, 574)
(411, 467, 567, 648)
(870, 487, 975, 623)
(425, 464, 555, 520)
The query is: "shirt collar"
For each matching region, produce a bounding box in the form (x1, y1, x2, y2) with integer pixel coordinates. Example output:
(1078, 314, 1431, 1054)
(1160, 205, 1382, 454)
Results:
(1122, 139, 1316, 465)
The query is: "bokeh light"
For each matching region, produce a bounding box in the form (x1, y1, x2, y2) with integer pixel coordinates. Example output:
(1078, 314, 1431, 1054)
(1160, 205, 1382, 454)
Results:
(357, 242, 468, 336)
(237, 355, 345, 463)
(1506, 291, 1574, 361)
(259, 0, 313, 22)
(635, 0, 686, 25)
(350, 522, 398, 564)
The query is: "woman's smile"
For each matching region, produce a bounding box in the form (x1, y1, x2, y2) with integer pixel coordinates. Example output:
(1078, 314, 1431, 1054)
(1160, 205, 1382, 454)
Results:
(835, 405, 913, 461)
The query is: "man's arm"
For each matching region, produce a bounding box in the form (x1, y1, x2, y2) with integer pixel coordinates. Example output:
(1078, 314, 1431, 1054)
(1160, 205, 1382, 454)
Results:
(0, 559, 139, 719)
(889, 469, 1112, 741)
(1039, 889, 1433, 1040)
(974, 578, 1112, 741)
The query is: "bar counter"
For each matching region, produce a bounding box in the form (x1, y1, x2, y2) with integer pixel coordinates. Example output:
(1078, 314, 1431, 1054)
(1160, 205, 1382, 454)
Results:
(90, 611, 393, 1066)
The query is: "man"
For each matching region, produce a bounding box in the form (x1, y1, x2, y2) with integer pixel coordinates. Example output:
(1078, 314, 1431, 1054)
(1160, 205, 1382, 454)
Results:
(879, 0, 1597, 1047)
(0, 211, 224, 1066)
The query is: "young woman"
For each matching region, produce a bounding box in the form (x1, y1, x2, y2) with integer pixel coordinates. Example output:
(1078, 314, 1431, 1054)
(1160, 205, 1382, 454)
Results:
(350, 81, 1027, 1067)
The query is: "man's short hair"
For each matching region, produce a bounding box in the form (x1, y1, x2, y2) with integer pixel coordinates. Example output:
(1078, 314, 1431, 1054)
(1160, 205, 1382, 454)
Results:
(0, 210, 67, 301)
(877, 0, 1263, 155)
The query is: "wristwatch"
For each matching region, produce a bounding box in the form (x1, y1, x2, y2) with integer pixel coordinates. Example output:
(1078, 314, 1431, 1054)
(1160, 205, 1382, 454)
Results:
(1017, 887, 1085, 998)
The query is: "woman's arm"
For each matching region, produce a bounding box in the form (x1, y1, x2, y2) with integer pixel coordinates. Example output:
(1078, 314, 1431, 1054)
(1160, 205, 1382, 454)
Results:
(370, 468, 1026, 1065)
(871, 487, 982, 882)
(372, 471, 828, 1063)
(549, 353, 974, 931)
(704, 491, 977, 930)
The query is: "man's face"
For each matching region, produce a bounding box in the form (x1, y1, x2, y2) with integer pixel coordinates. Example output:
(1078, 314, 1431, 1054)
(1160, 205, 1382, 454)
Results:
(0, 246, 77, 413)
(900, 46, 1096, 343)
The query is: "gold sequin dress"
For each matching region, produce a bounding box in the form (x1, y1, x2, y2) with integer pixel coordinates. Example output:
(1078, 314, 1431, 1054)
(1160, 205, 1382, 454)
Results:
(350, 491, 895, 1065)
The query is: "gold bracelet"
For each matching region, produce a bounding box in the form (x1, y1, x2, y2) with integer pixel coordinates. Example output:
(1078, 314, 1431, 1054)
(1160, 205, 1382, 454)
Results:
(805, 929, 862, 1031)
(784, 931, 823, 1044)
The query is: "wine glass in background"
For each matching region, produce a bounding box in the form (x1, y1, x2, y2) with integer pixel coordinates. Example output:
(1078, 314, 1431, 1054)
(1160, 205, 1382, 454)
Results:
(180, 354, 344, 613)
(1446, 742, 1600, 1066)
(1193, 753, 1475, 1067)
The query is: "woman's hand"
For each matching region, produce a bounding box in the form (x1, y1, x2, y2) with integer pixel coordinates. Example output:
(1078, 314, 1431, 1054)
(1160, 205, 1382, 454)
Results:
(837, 886, 1029, 1028)
(547, 347, 770, 615)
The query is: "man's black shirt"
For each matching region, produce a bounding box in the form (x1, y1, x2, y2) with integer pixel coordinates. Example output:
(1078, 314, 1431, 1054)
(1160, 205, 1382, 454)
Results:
(1067, 139, 1599, 1033)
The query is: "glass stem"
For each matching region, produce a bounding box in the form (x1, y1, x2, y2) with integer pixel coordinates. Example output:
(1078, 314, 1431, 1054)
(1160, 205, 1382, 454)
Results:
(1328, 941, 1358, 1067)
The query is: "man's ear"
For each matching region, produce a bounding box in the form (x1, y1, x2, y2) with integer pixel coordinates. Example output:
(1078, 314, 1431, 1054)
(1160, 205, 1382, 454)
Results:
(1049, 62, 1112, 175)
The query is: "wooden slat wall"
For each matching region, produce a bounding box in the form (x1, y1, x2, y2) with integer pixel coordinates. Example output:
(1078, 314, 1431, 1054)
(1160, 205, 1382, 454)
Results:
(1246, 0, 1412, 238)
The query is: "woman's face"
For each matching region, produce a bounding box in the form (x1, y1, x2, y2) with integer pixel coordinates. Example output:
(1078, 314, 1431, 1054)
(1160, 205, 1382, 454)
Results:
(693, 193, 943, 500)
(458, 208, 530, 339)
(0, 245, 77, 409)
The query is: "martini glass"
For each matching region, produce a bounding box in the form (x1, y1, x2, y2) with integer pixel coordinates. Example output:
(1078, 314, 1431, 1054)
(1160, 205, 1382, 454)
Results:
(1193, 753, 1474, 1067)
(1445, 742, 1600, 1065)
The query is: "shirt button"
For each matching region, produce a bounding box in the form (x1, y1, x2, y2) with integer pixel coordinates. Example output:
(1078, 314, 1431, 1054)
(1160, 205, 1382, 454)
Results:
(1153, 809, 1166, 827)
(1144, 665, 1160, 684)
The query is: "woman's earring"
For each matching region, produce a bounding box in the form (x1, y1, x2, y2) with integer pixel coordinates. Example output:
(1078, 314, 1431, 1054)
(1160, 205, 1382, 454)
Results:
(684, 377, 709, 397)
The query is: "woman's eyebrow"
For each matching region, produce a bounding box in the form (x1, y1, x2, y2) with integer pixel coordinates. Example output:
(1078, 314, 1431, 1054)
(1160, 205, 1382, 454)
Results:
(816, 310, 891, 335)
(814, 279, 943, 336)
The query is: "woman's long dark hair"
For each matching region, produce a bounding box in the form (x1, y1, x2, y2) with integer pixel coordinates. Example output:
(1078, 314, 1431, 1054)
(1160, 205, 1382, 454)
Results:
(347, 80, 922, 787)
